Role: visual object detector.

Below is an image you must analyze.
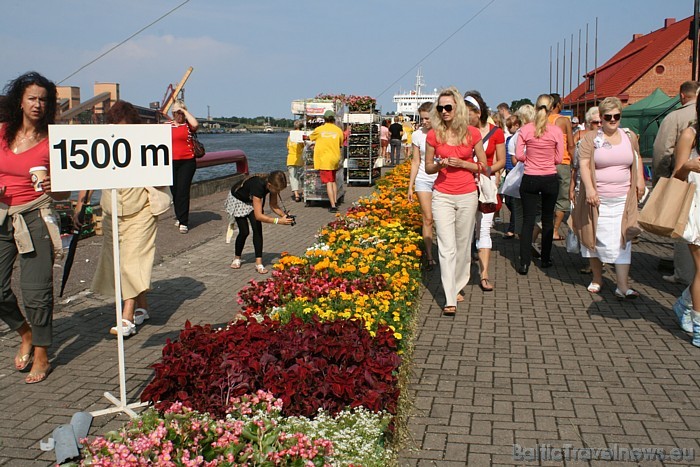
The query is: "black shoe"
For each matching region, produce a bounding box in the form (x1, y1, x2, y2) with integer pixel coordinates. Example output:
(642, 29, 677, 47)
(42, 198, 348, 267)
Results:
(540, 259, 553, 268)
(517, 264, 529, 275)
(328, 206, 339, 213)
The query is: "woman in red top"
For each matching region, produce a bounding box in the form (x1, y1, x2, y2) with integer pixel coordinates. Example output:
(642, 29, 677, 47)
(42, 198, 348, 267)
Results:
(424, 87, 488, 316)
(464, 92, 505, 292)
(169, 100, 199, 234)
(0, 72, 69, 383)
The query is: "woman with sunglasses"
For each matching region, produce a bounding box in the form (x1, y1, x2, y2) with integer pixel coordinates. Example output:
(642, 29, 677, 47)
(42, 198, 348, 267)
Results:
(515, 94, 564, 275)
(424, 87, 488, 316)
(169, 100, 199, 234)
(671, 96, 700, 345)
(408, 102, 437, 270)
(576, 97, 645, 298)
(464, 92, 505, 292)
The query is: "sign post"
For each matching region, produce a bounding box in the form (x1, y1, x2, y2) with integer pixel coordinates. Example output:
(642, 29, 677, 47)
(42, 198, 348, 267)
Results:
(49, 124, 172, 418)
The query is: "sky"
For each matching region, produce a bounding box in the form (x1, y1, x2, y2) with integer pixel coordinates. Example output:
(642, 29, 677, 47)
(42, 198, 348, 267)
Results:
(0, 1, 694, 119)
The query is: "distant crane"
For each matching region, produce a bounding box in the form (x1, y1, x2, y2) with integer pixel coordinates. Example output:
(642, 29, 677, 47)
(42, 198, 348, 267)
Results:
(160, 67, 193, 115)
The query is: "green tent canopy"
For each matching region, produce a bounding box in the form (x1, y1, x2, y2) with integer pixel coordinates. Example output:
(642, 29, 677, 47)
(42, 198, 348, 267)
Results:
(621, 88, 680, 157)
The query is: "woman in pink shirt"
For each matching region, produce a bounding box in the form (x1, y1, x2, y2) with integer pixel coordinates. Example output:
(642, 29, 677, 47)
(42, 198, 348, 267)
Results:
(424, 87, 488, 315)
(577, 97, 645, 298)
(515, 94, 564, 274)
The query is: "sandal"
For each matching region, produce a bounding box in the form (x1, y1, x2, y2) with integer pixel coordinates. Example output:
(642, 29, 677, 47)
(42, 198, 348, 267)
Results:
(479, 278, 494, 292)
(443, 306, 456, 316)
(587, 282, 602, 294)
(425, 258, 436, 271)
(230, 258, 242, 269)
(133, 308, 150, 326)
(614, 288, 639, 300)
(255, 264, 268, 275)
(25, 364, 52, 384)
(14, 344, 34, 372)
(110, 319, 136, 337)
(456, 293, 464, 303)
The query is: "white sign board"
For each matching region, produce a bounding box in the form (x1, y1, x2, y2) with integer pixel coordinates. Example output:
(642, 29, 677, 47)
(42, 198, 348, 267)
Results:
(48, 124, 173, 191)
(291, 100, 335, 116)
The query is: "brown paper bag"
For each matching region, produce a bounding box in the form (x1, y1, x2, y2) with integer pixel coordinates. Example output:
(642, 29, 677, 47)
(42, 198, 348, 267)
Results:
(638, 177, 695, 238)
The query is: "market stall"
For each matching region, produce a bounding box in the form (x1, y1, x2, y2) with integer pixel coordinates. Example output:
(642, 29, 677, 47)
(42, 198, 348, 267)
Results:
(344, 112, 381, 185)
(290, 99, 346, 205)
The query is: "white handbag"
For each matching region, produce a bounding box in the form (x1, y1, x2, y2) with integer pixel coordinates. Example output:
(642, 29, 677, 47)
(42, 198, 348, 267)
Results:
(499, 162, 524, 198)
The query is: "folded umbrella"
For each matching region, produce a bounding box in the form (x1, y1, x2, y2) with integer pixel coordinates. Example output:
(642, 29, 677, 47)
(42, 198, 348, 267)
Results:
(59, 196, 91, 297)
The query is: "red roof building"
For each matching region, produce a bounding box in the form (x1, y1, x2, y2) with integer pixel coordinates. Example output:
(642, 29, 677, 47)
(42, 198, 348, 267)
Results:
(564, 16, 693, 115)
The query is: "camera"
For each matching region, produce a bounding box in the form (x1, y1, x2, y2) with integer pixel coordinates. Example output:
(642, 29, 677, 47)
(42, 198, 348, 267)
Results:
(285, 211, 297, 226)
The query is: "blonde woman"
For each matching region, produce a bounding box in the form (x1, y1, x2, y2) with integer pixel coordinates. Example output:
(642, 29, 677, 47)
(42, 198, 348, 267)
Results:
(408, 102, 437, 270)
(424, 87, 488, 315)
(577, 97, 644, 297)
(169, 100, 199, 234)
(515, 94, 564, 274)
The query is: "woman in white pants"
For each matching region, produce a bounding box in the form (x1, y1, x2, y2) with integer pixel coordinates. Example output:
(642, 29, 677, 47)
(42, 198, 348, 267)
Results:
(425, 87, 488, 315)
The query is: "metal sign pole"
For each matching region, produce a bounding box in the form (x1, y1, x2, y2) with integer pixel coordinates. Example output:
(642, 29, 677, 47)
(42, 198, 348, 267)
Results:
(90, 189, 148, 418)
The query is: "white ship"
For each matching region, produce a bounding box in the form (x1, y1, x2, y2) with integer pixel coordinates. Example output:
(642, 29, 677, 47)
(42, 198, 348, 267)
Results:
(393, 68, 438, 118)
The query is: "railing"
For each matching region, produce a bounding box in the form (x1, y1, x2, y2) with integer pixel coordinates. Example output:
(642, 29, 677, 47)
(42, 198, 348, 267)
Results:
(195, 149, 249, 175)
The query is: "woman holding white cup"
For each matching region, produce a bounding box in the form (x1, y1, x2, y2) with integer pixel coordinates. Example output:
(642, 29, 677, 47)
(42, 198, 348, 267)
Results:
(0, 72, 69, 384)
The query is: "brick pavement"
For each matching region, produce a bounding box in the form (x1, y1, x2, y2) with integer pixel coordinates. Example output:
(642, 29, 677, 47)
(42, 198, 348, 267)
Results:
(399, 221, 700, 466)
(1, 179, 699, 466)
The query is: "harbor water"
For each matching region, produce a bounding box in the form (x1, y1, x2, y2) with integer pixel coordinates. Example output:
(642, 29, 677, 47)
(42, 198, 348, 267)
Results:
(73, 132, 290, 203)
(193, 132, 289, 183)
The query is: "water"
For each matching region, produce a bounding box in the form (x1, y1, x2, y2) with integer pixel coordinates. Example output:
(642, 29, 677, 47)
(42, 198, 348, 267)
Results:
(194, 132, 289, 182)
(72, 132, 289, 203)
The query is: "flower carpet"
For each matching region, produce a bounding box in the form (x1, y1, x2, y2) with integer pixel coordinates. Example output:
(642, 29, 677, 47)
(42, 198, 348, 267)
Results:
(77, 164, 423, 466)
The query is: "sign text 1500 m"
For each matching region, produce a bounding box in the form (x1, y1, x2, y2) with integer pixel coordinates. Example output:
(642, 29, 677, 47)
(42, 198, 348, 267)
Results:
(48, 124, 173, 191)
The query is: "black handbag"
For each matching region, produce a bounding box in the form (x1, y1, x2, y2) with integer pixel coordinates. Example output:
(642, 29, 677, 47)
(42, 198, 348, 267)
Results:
(191, 131, 206, 158)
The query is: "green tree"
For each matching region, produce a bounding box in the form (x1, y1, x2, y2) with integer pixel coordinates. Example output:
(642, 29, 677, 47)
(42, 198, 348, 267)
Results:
(510, 98, 533, 111)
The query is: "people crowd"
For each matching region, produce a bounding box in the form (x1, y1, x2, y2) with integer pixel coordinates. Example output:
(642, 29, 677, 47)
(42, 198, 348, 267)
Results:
(3, 67, 700, 389)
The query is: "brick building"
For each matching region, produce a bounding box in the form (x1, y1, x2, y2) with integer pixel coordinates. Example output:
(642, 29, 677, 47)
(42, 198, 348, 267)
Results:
(563, 16, 693, 119)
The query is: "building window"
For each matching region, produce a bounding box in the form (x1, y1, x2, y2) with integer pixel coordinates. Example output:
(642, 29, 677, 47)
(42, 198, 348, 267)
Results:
(588, 77, 595, 92)
(655, 64, 665, 74)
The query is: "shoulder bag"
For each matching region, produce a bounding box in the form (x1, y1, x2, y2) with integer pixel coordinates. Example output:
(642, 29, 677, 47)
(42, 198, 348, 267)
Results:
(190, 130, 206, 159)
(145, 186, 173, 216)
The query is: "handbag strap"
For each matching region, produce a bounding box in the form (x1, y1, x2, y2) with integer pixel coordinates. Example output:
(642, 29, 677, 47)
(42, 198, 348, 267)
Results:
(481, 125, 498, 145)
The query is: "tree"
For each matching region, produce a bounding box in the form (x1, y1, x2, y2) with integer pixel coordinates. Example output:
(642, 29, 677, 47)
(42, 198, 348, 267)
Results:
(510, 98, 533, 111)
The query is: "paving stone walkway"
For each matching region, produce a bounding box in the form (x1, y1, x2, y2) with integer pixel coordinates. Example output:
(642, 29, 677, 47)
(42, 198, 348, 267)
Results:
(0, 179, 698, 466)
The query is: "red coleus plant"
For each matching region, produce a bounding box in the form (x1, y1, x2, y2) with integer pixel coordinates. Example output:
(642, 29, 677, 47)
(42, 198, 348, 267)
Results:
(238, 264, 388, 315)
(141, 316, 401, 420)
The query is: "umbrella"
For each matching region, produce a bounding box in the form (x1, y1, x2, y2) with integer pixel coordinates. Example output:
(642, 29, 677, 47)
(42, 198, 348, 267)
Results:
(59, 194, 91, 297)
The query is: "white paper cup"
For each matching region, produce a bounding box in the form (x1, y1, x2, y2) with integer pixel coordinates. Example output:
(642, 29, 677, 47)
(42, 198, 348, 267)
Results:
(29, 166, 48, 192)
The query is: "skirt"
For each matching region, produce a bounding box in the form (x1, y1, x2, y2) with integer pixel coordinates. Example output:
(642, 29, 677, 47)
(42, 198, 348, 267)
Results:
(580, 195, 631, 264)
(92, 206, 157, 300)
(225, 192, 254, 219)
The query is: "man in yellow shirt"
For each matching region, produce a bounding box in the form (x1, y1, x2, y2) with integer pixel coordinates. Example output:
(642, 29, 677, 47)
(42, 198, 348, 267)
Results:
(310, 110, 344, 212)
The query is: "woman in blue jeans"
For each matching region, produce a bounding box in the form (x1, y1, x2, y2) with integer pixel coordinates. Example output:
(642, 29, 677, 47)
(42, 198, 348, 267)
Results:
(514, 94, 564, 274)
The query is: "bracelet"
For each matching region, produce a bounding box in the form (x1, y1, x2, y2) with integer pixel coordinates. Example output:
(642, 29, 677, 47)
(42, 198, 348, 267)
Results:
(274, 218, 279, 224)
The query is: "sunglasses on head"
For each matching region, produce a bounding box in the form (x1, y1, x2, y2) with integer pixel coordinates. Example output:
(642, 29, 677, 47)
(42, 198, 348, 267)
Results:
(603, 113, 621, 122)
(436, 104, 453, 113)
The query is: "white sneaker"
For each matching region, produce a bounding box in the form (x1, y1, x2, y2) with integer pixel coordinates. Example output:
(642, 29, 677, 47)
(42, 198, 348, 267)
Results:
(110, 319, 136, 337)
(175, 220, 180, 227)
(179, 224, 188, 234)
